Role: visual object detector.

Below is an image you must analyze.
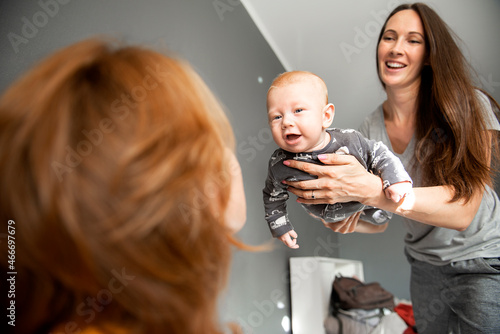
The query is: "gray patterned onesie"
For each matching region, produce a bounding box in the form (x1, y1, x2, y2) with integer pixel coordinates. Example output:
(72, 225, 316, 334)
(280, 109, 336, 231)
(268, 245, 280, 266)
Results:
(263, 128, 412, 238)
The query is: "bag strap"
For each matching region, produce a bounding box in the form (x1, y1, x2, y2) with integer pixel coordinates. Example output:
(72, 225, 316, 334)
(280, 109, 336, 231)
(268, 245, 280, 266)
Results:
(329, 312, 343, 334)
(328, 275, 342, 334)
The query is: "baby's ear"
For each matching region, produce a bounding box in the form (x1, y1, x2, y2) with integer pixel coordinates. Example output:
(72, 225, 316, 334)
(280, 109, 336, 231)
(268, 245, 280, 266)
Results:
(322, 103, 335, 128)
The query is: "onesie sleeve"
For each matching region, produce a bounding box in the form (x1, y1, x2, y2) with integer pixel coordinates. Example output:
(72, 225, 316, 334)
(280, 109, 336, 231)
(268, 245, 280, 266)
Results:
(262, 152, 294, 238)
(356, 132, 412, 189)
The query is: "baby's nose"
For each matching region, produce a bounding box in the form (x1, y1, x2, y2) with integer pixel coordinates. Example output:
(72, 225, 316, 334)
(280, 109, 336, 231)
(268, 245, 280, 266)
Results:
(282, 114, 294, 128)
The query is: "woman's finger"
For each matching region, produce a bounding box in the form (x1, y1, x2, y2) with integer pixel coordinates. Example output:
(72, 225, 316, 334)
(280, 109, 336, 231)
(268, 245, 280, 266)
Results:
(282, 152, 384, 206)
(288, 187, 321, 200)
(284, 153, 356, 177)
(317, 153, 358, 166)
(342, 212, 361, 233)
(285, 179, 323, 192)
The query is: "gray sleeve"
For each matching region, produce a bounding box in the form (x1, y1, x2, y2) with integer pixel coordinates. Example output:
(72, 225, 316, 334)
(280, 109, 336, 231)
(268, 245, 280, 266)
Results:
(357, 133, 412, 189)
(477, 90, 500, 131)
(263, 156, 294, 238)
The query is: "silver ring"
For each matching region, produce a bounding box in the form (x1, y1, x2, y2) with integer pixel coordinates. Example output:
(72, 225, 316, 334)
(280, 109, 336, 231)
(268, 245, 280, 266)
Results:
(311, 190, 315, 199)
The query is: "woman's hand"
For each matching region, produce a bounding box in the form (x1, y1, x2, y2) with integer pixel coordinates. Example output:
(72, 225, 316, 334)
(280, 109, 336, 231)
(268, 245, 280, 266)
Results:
(282, 153, 482, 231)
(308, 210, 362, 234)
(321, 212, 388, 234)
(283, 153, 384, 207)
(323, 212, 362, 234)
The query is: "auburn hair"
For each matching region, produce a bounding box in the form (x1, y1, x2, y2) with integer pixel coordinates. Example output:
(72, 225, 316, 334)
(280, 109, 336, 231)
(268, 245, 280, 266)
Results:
(376, 3, 499, 202)
(0, 38, 244, 334)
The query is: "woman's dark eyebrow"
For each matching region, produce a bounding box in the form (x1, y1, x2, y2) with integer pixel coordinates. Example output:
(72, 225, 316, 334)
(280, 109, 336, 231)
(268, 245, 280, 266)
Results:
(408, 31, 424, 38)
(383, 29, 424, 38)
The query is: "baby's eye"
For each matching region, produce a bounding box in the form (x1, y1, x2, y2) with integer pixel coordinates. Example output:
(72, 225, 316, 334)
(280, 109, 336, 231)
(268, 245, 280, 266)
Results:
(272, 115, 282, 120)
(294, 108, 303, 113)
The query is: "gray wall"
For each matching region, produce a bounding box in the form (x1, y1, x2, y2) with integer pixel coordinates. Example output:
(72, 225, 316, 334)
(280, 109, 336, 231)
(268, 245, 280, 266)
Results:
(0, 1, 336, 333)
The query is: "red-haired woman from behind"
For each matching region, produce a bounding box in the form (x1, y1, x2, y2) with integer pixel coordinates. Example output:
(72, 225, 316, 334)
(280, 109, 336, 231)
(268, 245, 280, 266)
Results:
(0, 38, 247, 334)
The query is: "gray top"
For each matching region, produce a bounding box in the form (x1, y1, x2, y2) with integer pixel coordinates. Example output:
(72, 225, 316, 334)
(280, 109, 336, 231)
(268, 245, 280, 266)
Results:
(263, 128, 412, 238)
(359, 91, 500, 265)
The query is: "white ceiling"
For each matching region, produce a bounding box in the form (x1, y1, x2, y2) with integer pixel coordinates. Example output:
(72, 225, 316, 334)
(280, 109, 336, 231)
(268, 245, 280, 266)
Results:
(242, 0, 392, 71)
(241, 0, 500, 129)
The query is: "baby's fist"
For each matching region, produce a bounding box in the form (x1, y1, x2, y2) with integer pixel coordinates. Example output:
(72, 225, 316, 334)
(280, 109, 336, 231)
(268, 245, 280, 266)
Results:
(278, 230, 299, 249)
(385, 181, 412, 203)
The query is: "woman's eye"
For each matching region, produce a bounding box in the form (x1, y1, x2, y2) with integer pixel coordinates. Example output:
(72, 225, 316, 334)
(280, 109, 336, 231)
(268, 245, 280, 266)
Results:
(409, 39, 422, 44)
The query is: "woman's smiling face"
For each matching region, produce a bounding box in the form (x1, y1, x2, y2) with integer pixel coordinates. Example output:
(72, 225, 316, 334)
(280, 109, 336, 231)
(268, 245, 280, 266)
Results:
(377, 9, 427, 91)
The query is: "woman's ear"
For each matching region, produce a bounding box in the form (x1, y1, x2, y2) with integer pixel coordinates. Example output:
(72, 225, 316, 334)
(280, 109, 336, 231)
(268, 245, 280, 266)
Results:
(322, 103, 335, 129)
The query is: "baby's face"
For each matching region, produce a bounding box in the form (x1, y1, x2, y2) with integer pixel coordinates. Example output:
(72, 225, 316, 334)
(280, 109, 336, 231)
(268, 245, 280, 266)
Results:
(267, 81, 329, 153)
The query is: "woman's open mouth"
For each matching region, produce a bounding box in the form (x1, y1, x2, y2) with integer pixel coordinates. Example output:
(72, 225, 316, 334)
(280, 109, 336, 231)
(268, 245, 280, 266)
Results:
(386, 61, 406, 69)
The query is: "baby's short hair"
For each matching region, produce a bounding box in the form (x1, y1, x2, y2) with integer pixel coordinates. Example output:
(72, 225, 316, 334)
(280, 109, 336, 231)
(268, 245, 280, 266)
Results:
(268, 71, 328, 104)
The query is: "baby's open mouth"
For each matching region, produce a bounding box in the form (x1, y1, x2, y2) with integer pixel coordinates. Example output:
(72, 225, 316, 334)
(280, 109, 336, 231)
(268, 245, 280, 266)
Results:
(286, 134, 301, 141)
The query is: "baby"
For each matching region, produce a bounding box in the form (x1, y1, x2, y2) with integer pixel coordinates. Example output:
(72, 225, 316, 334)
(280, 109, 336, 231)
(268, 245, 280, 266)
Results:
(263, 71, 412, 248)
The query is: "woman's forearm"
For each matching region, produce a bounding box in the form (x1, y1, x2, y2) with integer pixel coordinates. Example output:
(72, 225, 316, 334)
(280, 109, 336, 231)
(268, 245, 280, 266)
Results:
(366, 185, 482, 231)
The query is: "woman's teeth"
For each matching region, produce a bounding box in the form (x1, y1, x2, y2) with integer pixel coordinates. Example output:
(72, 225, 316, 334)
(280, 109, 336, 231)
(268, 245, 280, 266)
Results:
(387, 62, 405, 68)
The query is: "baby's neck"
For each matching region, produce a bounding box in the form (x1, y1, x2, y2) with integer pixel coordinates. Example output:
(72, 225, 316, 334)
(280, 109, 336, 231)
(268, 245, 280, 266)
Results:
(307, 130, 331, 152)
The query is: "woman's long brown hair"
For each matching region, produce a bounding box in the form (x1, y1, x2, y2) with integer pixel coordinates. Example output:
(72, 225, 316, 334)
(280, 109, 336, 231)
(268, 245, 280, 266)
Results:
(0, 38, 244, 334)
(376, 3, 499, 203)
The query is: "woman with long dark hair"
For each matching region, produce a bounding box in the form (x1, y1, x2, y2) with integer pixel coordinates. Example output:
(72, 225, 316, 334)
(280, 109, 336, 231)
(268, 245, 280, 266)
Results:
(283, 3, 500, 332)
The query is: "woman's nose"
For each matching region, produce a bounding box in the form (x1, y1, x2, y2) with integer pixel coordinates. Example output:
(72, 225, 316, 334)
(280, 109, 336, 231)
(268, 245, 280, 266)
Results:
(390, 39, 404, 56)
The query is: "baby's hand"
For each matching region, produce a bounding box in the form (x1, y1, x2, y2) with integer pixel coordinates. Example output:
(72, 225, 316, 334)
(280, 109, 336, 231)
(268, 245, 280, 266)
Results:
(278, 230, 299, 249)
(385, 181, 412, 203)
